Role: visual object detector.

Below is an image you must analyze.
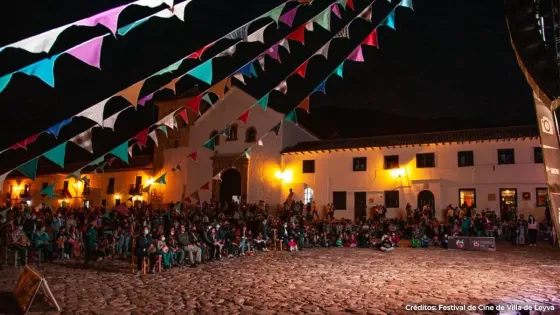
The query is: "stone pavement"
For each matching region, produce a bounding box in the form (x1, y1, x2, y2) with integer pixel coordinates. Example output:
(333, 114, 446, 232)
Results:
(1, 242, 560, 315)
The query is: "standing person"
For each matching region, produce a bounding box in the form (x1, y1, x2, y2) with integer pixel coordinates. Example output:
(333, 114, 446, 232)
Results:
(527, 215, 538, 246)
(517, 215, 528, 246)
(84, 223, 97, 264)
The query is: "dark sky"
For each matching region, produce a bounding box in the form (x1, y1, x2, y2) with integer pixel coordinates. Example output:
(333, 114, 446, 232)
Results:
(0, 0, 536, 170)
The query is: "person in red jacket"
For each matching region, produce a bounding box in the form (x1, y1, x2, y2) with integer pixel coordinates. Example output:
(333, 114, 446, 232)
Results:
(390, 232, 400, 247)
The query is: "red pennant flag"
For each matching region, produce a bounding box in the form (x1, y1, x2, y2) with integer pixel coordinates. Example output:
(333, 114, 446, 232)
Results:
(185, 197, 192, 203)
(348, 0, 355, 10)
(9, 133, 40, 150)
(287, 25, 305, 44)
(200, 182, 210, 190)
(132, 128, 149, 147)
(363, 29, 378, 47)
(293, 60, 308, 78)
(184, 94, 203, 114)
(187, 42, 214, 59)
(188, 150, 198, 162)
(177, 108, 188, 124)
(236, 109, 250, 124)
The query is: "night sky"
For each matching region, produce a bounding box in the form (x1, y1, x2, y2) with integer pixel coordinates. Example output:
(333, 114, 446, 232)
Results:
(0, 0, 536, 171)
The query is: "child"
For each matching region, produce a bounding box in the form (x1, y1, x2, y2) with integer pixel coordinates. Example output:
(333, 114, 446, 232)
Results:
(349, 233, 358, 247)
(254, 232, 268, 251)
(420, 234, 431, 248)
(335, 235, 344, 247)
(321, 233, 330, 247)
(288, 238, 298, 251)
(390, 232, 400, 247)
(379, 235, 394, 252)
(432, 235, 441, 247)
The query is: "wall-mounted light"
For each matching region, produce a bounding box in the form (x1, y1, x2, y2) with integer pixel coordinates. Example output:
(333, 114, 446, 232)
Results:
(390, 168, 405, 178)
(275, 169, 293, 183)
(114, 194, 121, 200)
(146, 178, 154, 186)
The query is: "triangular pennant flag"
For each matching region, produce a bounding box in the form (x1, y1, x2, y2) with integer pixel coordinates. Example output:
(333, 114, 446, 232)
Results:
(238, 63, 253, 77)
(173, 0, 189, 21)
(66, 168, 82, 180)
(215, 45, 237, 58)
(200, 182, 210, 190)
(269, 3, 287, 24)
(209, 77, 229, 99)
(257, 139, 264, 146)
(162, 78, 179, 94)
(213, 172, 222, 182)
(102, 109, 125, 130)
(266, 44, 281, 62)
(75, 99, 107, 126)
(285, 109, 297, 124)
(225, 24, 250, 40)
(256, 94, 269, 110)
(43, 142, 67, 168)
(347, 0, 355, 10)
(106, 157, 117, 167)
(380, 10, 396, 29)
(9, 133, 40, 150)
(155, 173, 167, 185)
(334, 25, 350, 39)
(287, 25, 305, 44)
(110, 141, 129, 164)
(236, 109, 251, 124)
(69, 128, 94, 153)
(189, 190, 200, 201)
(88, 155, 106, 167)
(270, 121, 282, 136)
(16, 157, 39, 180)
(399, 0, 413, 10)
(157, 125, 168, 137)
(316, 41, 331, 58)
(20, 54, 60, 88)
(256, 55, 266, 71)
(0, 74, 12, 93)
(128, 145, 134, 157)
(132, 128, 149, 147)
(274, 80, 288, 94)
(250, 64, 258, 77)
(67, 36, 104, 68)
(279, 39, 291, 54)
(347, 45, 364, 62)
(40, 183, 55, 199)
(78, 6, 126, 35)
(118, 80, 145, 106)
(279, 6, 298, 27)
(155, 60, 183, 76)
(188, 59, 213, 85)
(340, 0, 348, 10)
(188, 150, 198, 162)
(358, 5, 372, 22)
(46, 118, 72, 137)
(363, 29, 379, 47)
(186, 43, 214, 60)
(203, 138, 215, 151)
(118, 18, 149, 36)
(297, 97, 310, 113)
(174, 202, 182, 212)
(184, 197, 192, 204)
(334, 61, 344, 77)
(177, 108, 188, 124)
(162, 113, 177, 130)
(244, 148, 251, 159)
(332, 4, 342, 19)
(315, 9, 331, 31)
(247, 25, 267, 43)
(220, 126, 231, 138)
(184, 94, 203, 115)
(148, 130, 159, 147)
(313, 81, 327, 94)
(294, 60, 308, 78)
(305, 20, 314, 32)
(233, 73, 246, 84)
(142, 184, 151, 193)
(202, 93, 214, 107)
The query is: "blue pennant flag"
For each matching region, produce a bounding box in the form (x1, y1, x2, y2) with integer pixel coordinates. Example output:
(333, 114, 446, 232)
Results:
(46, 118, 73, 137)
(313, 81, 327, 94)
(188, 59, 213, 85)
(250, 64, 258, 77)
(20, 54, 61, 88)
(238, 63, 253, 77)
(380, 10, 396, 29)
(0, 73, 12, 93)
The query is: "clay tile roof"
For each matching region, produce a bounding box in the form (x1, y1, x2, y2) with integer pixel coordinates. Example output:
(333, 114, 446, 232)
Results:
(281, 125, 539, 153)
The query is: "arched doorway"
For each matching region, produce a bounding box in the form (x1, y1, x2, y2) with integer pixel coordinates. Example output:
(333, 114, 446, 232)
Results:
(219, 168, 241, 202)
(417, 190, 435, 210)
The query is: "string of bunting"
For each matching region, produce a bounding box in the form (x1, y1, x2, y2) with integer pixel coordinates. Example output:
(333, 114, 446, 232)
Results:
(0, 0, 186, 93)
(0, 0, 303, 156)
(0, 0, 332, 187)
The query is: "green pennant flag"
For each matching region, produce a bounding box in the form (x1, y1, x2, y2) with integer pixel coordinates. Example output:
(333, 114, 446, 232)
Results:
(202, 93, 214, 107)
(103, 210, 112, 219)
(244, 148, 251, 159)
(157, 125, 168, 138)
(269, 3, 286, 24)
(334, 61, 344, 77)
(66, 169, 82, 180)
(256, 94, 269, 110)
(155, 173, 167, 185)
(98, 161, 107, 172)
(40, 183, 55, 199)
(250, 64, 258, 77)
(340, 0, 348, 9)
(110, 142, 129, 164)
(174, 202, 182, 212)
(17, 157, 39, 180)
(285, 109, 297, 124)
(203, 138, 215, 151)
(316, 9, 331, 31)
(43, 142, 67, 168)
(188, 59, 213, 85)
(88, 155, 105, 167)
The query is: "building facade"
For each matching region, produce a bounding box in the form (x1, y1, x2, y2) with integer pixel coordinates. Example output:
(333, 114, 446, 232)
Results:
(280, 126, 548, 221)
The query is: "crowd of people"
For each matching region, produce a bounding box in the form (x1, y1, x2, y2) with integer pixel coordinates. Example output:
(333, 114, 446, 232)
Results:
(0, 192, 556, 275)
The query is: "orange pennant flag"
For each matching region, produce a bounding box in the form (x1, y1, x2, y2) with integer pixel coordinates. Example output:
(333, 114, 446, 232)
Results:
(209, 77, 229, 99)
(118, 80, 145, 106)
(296, 97, 310, 113)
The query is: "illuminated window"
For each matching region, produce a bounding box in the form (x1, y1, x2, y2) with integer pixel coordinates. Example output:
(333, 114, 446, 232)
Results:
(459, 189, 476, 207)
(209, 130, 220, 146)
(384, 155, 399, 169)
(536, 188, 548, 207)
(304, 187, 314, 204)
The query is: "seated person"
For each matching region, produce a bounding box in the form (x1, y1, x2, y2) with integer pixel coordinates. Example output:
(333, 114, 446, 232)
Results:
(420, 234, 431, 248)
(348, 233, 358, 247)
(432, 235, 441, 247)
(390, 232, 400, 247)
(335, 235, 344, 248)
(254, 232, 268, 251)
(379, 235, 394, 252)
(157, 234, 172, 270)
(411, 237, 421, 248)
(288, 238, 298, 251)
(321, 232, 331, 247)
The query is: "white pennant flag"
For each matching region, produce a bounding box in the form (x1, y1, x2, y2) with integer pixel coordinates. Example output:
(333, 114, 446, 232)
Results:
(257, 55, 266, 71)
(274, 80, 288, 94)
(305, 21, 314, 31)
(148, 130, 159, 147)
(0, 171, 9, 190)
(279, 39, 291, 53)
(173, 1, 190, 21)
(128, 144, 134, 157)
(103, 109, 126, 130)
(233, 73, 246, 84)
(247, 25, 267, 43)
(161, 112, 177, 129)
(216, 45, 237, 58)
(213, 172, 222, 182)
(75, 99, 108, 126)
(316, 41, 331, 58)
(258, 139, 264, 146)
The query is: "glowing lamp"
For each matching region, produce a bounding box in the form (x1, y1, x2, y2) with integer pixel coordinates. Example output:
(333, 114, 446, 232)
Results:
(391, 168, 405, 178)
(114, 194, 121, 200)
(14, 186, 20, 192)
(275, 170, 294, 183)
(146, 178, 154, 185)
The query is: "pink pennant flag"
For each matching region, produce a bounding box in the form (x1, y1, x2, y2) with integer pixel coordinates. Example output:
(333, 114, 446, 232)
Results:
(67, 36, 104, 68)
(132, 129, 149, 147)
(188, 150, 198, 162)
(78, 5, 127, 35)
(363, 29, 378, 47)
(347, 45, 364, 62)
(332, 4, 342, 19)
(266, 44, 281, 62)
(236, 109, 250, 124)
(138, 92, 155, 106)
(279, 7, 298, 27)
(9, 133, 40, 150)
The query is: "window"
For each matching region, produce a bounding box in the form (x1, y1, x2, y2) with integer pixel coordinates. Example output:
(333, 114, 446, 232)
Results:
(63, 181, 69, 190)
(107, 178, 115, 194)
(83, 178, 90, 194)
(21, 184, 31, 197)
(115, 199, 121, 206)
(498, 149, 515, 164)
(384, 191, 399, 208)
(353, 157, 367, 171)
(226, 124, 238, 141)
(302, 160, 315, 173)
(209, 130, 220, 146)
(536, 188, 548, 207)
(534, 147, 543, 163)
(384, 155, 399, 169)
(416, 153, 435, 168)
(500, 188, 517, 210)
(245, 127, 257, 143)
(458, 151, 474, 167)
(135, 176, 142, 190)
(303, 187, 314, 204)
(459, 189, 476, 207)
(332, 191, 347, 210)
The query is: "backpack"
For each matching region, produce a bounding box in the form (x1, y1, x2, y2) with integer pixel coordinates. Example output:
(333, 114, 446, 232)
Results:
(412, 238, 420, 248)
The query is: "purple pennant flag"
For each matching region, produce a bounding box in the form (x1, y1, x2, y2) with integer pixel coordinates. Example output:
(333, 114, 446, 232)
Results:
(138, 92, 155, 106)
(78, 5, 126, 35)
(347, 45, 364, 62)
(279, 7, 298, 27)
(266, 44, 281, 61)
(332, 4, 342, 19)
(68, 36, 104, 68)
